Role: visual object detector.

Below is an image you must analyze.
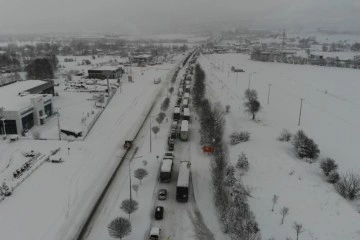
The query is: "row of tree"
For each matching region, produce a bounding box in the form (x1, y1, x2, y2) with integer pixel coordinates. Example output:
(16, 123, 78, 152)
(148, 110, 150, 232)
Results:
(192, 64, 260, 240)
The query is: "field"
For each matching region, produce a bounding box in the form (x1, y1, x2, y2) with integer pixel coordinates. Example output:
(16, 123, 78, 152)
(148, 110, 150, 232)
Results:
(199, 53, 360, 240)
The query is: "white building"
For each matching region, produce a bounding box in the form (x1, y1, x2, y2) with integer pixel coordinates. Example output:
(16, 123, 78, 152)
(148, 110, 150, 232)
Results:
(0, 80, 54, 135)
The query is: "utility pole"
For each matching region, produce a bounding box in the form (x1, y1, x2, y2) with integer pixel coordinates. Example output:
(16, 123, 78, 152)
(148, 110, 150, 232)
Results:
(236, 72, 238, 84)
(57, 111, 61, 140)
(248, 74, 251, 90)
(298, 98, 304, 126)
(267, 84, 272, 104)
(149, 116, 152, 152)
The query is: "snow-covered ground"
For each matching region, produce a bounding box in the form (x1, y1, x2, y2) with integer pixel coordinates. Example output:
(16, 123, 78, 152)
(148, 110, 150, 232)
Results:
(199, 53, 360, 240)
(0, 54, 183, 240)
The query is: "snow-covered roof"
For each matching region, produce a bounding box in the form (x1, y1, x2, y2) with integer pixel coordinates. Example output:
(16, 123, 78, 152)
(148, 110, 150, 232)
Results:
(91, 65, 122, 71)
(183, 108, 190, 116)
(177, 161, 190, 187)
(174, 107, 180, 113)
(161, 159, 173, 172)
(182, 99, 188, 105)
(184, 93, 190, 98)
(181, 120, 188, 131)
(150, 227, 160, 236)
(0, 80, 49, 111)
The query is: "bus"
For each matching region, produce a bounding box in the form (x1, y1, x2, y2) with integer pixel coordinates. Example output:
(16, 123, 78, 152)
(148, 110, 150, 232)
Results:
(176, 161, 191, 202)
(160, 159, 173, 183)
(180, 120, 189, 141)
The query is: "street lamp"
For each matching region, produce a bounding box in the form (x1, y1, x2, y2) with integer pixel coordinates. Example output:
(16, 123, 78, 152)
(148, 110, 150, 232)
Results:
(248, 72, 256, 90)
(126, 155, 143, 201)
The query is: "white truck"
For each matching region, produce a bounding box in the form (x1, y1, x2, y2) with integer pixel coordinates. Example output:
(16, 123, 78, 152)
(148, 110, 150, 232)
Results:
(149, 227, 161, 240)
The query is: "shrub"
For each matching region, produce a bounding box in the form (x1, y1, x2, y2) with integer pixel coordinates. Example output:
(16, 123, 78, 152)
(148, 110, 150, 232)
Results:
(335, 172, 360, 200)
(320, 158, 338, 176)
(278, 129, 292, 142)
(292, 130, 320, 159)
(236, 152, 249, 171)
(230, 131, 250, 145)
(327, 171, 340, 184)
(225, 105, 231, 114)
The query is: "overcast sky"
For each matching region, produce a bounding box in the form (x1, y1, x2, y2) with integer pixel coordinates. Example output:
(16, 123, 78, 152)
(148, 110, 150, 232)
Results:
(0, 0, 359, 34)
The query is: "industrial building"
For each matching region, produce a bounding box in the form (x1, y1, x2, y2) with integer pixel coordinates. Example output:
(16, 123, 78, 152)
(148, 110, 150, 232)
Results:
(88, 66, 123, 79)
(0, 80, 54, 135)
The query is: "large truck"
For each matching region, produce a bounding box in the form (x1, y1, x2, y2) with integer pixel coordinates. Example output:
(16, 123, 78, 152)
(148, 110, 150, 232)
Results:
(160, 159, 173, 182)
(173, 107, 181, 120)
(183, 108, 190, 121)
(176, 161, 191, 202)
(180, 120, 189, 141)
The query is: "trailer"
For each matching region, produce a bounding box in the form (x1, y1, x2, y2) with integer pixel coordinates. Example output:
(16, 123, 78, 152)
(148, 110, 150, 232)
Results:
(160, 159, 173, 182)
(180, 120, 189, 141)
(183, 108, 190, 121)
(176, 161, 191, 202)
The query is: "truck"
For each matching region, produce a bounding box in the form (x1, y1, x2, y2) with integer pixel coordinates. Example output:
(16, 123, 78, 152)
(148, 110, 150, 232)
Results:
(176, 161, 191, 202)
(183, 107, 190, 121)
(173, 107, 181, 120)
(160, 159, 173, 182)
(149, 227, 161, 240)
(180, 120, 189, 141)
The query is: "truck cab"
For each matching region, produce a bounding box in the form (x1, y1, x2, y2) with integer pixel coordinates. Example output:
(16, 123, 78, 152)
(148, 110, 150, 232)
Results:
(149, 227, 161, 240)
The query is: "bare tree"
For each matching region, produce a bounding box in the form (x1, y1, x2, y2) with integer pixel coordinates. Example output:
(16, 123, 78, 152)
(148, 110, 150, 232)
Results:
(134, 168, 148, 185)
(120, 199, 139, 220)
(280, 207, 289, 224)
(107, 217, 132, 239)
(335, 172, 360, 200)
(152, 126, 160, 136)
(272, 194, 279, 212)
(292, 222, 305, 240)
(132, 184, 139, 197)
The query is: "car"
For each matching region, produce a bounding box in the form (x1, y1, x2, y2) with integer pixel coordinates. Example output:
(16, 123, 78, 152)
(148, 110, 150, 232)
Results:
(49, 155, 63, 163)
(154, 206, 164, 220)
(158, 189, 167, 200)
(168, 144, 174, 151)
(164, 152, 174, 159)
(149, 227, 161, 240)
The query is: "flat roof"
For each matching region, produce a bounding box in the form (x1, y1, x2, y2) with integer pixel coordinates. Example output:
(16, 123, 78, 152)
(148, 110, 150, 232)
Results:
(181, 120, 188, 131)
(161, 159, 173, 172)
(183, 108, 190, 116)
(90, 65, 122, 71)
(177, 161, 190, 187)
(0, 80, 49, 111)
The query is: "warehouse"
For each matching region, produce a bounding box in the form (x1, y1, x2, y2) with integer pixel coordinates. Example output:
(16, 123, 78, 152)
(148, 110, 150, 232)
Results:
(88, 66, 123, 79)
(0, 80, 54, 135)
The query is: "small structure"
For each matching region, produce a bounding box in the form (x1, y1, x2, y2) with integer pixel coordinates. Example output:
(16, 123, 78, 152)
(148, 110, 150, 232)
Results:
(132, 54, 153, 64)
(88, 66, 123, 79)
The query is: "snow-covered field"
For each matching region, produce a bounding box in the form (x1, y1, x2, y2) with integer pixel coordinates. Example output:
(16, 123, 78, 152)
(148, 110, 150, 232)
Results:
(199, 53, 360, 240)
(0, 54, 182, 240)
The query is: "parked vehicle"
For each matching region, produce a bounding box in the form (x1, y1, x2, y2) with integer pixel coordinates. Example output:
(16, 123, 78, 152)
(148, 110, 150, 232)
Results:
(183, 108, 190, 121)
(158, 189, 167, 200)
(149, 227, 161, 240)
(154, 206, 164, 220)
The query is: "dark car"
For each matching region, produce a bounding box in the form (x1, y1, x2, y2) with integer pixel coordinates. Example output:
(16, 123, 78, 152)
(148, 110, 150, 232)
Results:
(158, 189, 167, 200)
(155, 206, 164, 220)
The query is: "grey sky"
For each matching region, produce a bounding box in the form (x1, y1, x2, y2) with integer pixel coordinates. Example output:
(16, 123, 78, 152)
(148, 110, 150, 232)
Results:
(0, 0, 359, 34)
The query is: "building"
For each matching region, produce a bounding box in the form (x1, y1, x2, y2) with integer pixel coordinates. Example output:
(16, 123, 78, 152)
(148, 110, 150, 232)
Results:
(88, 66, 123, 79)
(0, 80, 54, 135)
(131, 54, 153, 64)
